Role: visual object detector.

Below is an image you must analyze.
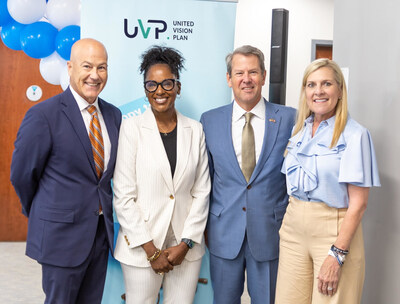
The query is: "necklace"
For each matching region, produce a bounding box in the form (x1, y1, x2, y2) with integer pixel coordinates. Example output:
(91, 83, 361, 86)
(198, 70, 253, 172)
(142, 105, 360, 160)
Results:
(156, 112, 177, 136)
(157, 121, 176, 136)
(158, 123, 176, 136)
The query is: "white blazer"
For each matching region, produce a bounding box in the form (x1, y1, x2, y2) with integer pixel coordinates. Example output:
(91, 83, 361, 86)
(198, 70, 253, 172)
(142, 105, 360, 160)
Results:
(113, 108, 210, 267)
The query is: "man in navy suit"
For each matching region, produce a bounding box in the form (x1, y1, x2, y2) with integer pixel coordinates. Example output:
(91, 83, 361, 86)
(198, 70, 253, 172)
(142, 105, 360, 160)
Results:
(10, 38, 121, 304)
(200, 45, 296, 304)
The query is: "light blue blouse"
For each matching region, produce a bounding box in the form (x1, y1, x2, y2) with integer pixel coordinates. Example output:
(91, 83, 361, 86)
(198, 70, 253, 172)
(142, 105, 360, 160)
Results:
(282, 115, 381, 208)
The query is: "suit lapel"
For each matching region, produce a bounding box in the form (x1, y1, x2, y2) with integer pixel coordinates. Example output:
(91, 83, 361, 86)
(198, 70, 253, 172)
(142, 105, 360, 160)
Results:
(60, 89, 97, 178)
(173, 112, 191, 188)
(142, 109, 174, 193)
(250, 99, 281, 182)
(223, 103, 247, 183)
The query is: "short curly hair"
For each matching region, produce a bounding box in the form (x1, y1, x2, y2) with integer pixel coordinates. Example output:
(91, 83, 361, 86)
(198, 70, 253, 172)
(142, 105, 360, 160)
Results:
(139, 45, 185, 81)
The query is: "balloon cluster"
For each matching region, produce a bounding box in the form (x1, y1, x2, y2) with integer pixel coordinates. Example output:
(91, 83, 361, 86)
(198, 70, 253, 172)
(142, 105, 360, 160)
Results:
(0, 0, 81, 89)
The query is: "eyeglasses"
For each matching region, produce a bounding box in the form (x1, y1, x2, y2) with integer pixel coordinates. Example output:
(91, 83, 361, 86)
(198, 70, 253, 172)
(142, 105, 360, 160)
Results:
(144, 79, 179, 93)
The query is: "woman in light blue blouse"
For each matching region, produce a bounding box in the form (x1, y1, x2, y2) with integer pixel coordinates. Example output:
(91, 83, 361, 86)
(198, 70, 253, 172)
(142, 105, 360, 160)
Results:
(275, 59, 380, 304)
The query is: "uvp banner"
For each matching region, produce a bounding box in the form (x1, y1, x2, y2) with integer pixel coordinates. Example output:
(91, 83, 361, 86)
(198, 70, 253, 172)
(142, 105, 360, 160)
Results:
(82, 0, 237, 120)
(81, 0, 237, 303)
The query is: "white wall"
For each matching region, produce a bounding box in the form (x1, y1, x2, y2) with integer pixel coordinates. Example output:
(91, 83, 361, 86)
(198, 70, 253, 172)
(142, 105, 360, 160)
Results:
(334, 1, 400, 303)
(234, 0, 334, 108)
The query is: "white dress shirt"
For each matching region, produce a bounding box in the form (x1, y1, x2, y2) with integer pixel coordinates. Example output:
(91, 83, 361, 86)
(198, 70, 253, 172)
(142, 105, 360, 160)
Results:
(232, 98, 265, 168)
(70, 86, 111, 172)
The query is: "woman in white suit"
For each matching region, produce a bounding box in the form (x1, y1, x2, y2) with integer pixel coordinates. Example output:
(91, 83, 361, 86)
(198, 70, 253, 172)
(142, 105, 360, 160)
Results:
(113, 46, 210, 304)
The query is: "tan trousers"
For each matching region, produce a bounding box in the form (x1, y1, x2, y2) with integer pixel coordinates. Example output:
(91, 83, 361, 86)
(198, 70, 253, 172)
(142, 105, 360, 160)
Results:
(275, 196, 365, 304)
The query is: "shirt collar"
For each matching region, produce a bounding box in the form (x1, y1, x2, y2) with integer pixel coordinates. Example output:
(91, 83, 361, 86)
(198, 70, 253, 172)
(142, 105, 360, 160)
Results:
(305, 114, 336, 127)
(69, 86, 100, 112)
(232, 97, 265, 122)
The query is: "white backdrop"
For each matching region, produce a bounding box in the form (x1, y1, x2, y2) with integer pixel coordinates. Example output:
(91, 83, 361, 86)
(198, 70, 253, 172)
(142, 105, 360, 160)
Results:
(334, 0, 400, 303)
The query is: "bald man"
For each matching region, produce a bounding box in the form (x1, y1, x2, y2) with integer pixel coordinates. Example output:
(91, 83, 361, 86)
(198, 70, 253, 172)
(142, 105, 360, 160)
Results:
(11, 38, 122, 304)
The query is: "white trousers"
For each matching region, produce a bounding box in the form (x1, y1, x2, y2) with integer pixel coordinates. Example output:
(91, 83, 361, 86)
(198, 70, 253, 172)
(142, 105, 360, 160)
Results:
(121, 226, 202, 304)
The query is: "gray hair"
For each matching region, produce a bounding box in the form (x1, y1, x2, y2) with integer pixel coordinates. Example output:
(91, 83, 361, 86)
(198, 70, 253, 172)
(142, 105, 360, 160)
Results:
(226, 45, 265, 76)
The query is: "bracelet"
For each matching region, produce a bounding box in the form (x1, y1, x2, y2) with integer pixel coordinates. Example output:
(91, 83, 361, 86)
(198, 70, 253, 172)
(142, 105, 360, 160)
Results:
(328, 249, 343, 266)
(331, 244, 349, 255)
(147, 249, 161, 262)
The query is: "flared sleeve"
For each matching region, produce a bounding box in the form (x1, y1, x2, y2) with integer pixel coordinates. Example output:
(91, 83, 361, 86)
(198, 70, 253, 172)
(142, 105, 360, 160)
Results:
(339, 126, 381, 187)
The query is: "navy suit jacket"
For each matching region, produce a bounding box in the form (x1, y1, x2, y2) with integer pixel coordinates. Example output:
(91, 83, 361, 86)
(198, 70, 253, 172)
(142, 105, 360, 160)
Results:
(10, 88, 122, 267)
(200, 99, 295, 262)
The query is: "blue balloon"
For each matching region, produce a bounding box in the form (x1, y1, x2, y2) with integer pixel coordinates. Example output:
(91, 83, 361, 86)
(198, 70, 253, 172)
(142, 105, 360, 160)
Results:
(1, 20, 25, 50)
(55, 25, 80, 60)
(20, 21, 58, 59)
(0, 0, 12, 26)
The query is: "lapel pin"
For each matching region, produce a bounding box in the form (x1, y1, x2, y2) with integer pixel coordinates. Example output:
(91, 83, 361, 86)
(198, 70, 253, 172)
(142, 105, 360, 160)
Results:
(269, 118, 276, 123)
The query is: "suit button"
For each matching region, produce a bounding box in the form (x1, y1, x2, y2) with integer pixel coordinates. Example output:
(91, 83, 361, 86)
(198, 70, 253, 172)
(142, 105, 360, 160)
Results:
(94, 210, 100, 216)
(124, 235, 130, 245)
(170, 195, 174, 199)
(242, 207, 246, 212)
(247, 185, 252, 190)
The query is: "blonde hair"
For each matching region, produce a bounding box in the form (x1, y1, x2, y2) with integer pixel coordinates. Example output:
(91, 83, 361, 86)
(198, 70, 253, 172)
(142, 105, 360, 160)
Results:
(293, 58, 348, 148)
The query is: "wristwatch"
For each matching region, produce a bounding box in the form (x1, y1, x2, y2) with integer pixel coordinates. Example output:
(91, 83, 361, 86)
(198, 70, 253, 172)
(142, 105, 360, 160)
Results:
(181, 238, 194, 249)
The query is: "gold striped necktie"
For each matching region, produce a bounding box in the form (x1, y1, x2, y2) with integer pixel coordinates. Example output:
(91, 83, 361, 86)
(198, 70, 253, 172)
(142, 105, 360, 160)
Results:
(87, 105, 104, 179)
(242, 112, 256, 182)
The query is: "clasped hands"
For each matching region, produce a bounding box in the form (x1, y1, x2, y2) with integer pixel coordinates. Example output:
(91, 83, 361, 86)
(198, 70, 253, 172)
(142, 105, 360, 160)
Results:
(149, 242, 189, 275)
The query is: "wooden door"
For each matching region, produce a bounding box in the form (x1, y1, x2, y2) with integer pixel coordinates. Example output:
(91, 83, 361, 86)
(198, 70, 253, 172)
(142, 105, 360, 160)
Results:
(0, 42, 62, 241)
(316, 45, 333, 60)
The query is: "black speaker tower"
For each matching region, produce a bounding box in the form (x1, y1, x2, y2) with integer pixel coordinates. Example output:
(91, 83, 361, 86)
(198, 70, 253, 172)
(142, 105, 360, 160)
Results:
(269, 8, 289, 105)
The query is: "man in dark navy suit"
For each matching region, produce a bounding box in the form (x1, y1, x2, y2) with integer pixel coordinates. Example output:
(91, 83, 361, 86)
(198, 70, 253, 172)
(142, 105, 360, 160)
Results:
(11, 38, 121, 304)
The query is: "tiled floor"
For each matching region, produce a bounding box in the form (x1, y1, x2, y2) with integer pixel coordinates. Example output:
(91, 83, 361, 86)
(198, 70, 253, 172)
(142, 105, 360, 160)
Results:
(0, 242, 45, 304)
(0, 242, 251, 304)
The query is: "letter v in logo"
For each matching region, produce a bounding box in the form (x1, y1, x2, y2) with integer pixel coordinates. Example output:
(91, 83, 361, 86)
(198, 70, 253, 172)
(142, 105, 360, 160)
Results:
(138, 19, 151, 38)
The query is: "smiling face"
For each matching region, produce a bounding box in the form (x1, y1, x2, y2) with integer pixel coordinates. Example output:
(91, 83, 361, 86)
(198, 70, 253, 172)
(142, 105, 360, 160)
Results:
(305, 67, 342, 122)
(145, 64, 180, 116)
(227, 54, 266, 111)
(67, 39, 108, 104)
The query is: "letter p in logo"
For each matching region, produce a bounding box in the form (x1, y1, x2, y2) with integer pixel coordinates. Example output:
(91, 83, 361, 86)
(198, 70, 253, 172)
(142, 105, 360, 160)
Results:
(148, 20, 167, 39)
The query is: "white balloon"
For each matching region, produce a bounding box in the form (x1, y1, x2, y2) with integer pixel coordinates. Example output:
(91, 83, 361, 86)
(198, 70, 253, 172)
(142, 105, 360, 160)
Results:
(39, 17, 50, 23)
(60, 63, 70, 91)
(39, 52, 67, 85)
(7, 0, 47, 24)
(46, 0, 81, 30)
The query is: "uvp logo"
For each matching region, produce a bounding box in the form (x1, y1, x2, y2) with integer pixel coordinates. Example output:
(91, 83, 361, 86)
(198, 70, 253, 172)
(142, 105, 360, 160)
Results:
(124, 19, 167, 39)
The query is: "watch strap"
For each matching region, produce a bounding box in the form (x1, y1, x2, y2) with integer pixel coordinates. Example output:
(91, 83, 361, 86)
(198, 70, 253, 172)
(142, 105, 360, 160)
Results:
(181, 238, 194, 249)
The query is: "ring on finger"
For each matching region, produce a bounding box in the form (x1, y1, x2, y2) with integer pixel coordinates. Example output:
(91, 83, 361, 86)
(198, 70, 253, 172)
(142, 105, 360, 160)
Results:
(327, 286, 333, 291)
